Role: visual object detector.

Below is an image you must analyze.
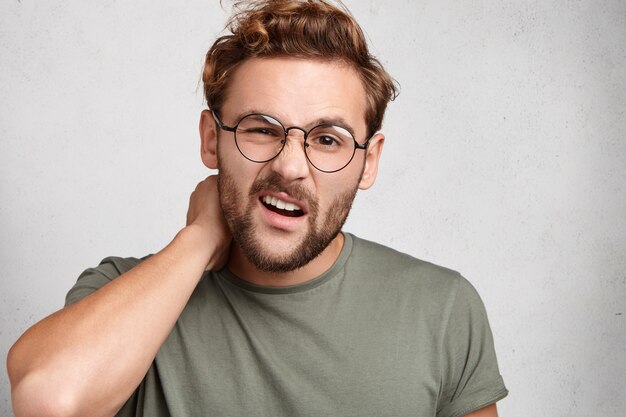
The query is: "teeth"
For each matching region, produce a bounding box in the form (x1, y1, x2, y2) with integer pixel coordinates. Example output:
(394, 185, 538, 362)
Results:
(262, 195, 301, 211)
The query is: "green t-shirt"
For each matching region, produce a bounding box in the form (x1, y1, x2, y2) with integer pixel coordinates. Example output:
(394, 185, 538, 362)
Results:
(66, 233, 507, 417)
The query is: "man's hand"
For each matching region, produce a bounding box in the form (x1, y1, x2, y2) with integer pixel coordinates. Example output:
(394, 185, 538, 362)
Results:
(185, 175, 232, 270)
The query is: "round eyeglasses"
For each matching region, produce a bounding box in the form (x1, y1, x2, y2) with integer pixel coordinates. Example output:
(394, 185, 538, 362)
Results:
(211, 110, 371, 173)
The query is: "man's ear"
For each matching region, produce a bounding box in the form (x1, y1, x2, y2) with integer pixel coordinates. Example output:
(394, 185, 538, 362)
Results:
(359, 133, 384, 190)
(199, 109, 218, 169)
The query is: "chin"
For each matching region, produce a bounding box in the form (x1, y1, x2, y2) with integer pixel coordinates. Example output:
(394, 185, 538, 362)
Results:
(237, 227, 336, 274)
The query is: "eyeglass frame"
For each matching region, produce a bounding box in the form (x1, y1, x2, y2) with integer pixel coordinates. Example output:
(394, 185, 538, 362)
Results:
(211, 110, 372, 173)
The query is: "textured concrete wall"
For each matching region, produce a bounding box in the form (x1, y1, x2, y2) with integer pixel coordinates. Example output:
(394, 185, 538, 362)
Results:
(1, 1, 625, 415)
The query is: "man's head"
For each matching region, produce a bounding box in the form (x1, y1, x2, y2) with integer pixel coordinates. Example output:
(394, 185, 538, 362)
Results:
(199, 1, 397, 277)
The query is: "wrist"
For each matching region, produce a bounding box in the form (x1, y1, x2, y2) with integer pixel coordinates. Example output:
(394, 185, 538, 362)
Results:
(175, 224, 228, 271)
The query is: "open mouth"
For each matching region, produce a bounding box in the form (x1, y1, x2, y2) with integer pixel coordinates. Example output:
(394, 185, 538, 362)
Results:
(260, 195, 305, 218)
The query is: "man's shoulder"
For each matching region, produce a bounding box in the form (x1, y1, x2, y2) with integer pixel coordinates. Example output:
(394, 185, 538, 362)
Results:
(348, 233, 461, 279)
(89, 255, 149, 278)
(347, 233, 467, 293)
(64, 255, 150, 306)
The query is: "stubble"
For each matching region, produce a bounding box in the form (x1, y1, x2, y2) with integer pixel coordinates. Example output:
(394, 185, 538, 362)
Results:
(218, 169, 358, 274)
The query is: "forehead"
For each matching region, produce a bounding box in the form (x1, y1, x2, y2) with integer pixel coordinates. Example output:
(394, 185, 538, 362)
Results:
(222, 57, 368, 133)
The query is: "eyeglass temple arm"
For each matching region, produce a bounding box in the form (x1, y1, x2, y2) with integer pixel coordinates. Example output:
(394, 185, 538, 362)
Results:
(355, 135, 373, 150)
(211, 110, 237, 133)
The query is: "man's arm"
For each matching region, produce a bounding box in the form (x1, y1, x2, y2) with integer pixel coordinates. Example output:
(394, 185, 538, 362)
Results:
(7, 176, 230, 417)
(464, 403, 499, 417)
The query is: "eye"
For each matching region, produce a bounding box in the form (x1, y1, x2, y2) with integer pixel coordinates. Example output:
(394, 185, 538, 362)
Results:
(241, 126, 282, 137)
(315, 135, 339, 147)
(308, 125, 353, 151)
(238, 114, 284, 138)
(250, 127, 277, 136)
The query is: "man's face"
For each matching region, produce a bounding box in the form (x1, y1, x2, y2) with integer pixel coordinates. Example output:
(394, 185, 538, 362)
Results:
(205, 57, 381, 274)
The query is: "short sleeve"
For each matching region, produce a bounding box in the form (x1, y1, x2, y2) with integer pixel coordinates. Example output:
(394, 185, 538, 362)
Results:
(436, 276, 508, 417)
(64, 256, 146, 307)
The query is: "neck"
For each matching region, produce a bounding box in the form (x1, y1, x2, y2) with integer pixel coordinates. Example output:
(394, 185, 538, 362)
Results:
(228, 233, 345, 287)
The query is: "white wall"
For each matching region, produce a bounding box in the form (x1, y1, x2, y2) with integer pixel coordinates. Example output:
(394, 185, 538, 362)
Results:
(1, 1, 625, 415)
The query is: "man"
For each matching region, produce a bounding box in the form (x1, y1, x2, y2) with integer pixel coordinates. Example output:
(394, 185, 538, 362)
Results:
(7, 1, 507, 416)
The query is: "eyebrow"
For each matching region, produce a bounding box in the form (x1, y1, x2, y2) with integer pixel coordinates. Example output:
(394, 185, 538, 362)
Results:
(310, 116, 356, 137)
(231, 109, 357, 137)
(231, 109, 265, 124)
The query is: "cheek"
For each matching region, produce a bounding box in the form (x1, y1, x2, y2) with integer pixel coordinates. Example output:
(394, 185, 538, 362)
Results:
(218, 142, 261, 190)
(315, 173, 360, 211)
(216, 136, 238, 170)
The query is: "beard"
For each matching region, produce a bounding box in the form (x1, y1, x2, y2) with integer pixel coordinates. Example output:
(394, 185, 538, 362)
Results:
(217, 169, 359, 274)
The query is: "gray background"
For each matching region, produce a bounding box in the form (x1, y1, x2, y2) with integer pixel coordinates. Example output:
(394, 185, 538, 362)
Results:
(1, 1, 625, 415)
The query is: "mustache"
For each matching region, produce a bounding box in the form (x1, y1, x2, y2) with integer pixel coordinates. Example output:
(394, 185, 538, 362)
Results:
(248, 173, 318, 213)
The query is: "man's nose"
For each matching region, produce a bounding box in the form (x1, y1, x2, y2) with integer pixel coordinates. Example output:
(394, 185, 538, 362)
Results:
(268, 130, 310, 181)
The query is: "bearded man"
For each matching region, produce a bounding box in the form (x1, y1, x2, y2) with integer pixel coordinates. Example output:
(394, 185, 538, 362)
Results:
(8, 1, 508, 416)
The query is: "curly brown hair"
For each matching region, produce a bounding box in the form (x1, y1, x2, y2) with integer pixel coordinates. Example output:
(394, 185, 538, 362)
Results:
(202, 0, 398, 136)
